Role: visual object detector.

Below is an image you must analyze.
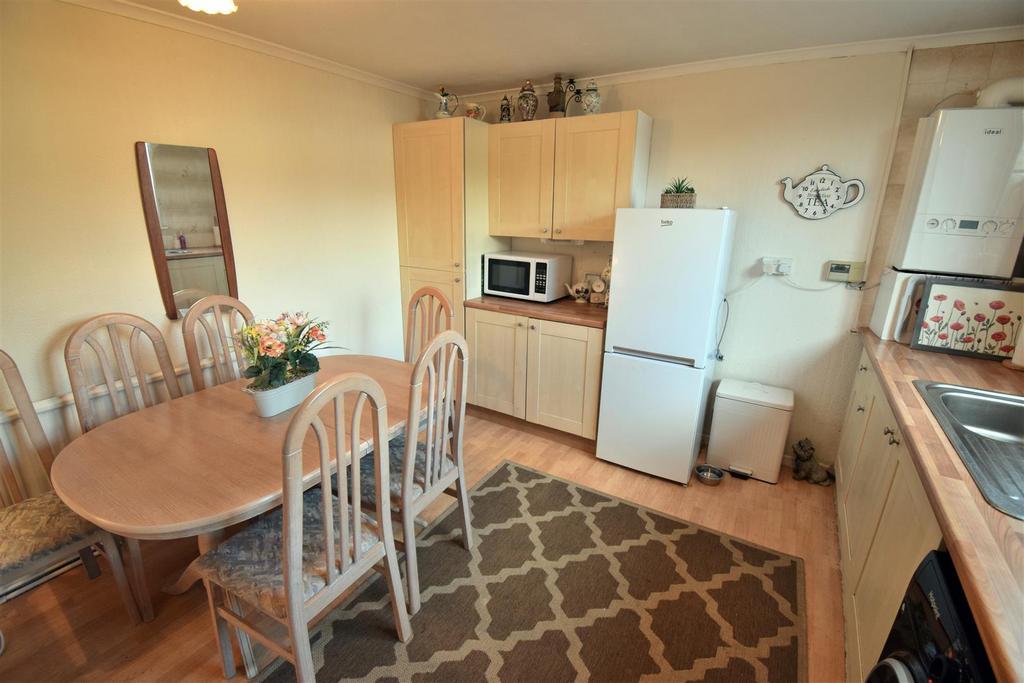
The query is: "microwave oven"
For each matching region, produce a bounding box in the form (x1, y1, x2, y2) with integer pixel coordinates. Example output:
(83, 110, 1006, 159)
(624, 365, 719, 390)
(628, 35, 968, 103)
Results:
(483, 251, 573, 302)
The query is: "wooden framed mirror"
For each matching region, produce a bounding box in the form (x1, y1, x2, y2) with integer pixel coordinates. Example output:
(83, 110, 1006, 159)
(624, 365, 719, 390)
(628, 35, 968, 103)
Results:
(135, 142, 238, 320)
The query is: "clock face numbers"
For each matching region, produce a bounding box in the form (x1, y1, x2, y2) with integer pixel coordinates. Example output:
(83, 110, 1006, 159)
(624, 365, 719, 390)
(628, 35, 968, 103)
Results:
(795, 178, 845, 218)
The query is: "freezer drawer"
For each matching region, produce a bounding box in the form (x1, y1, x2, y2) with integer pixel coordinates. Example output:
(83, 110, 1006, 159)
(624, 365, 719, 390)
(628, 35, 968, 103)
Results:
(596, 352, 708, 484)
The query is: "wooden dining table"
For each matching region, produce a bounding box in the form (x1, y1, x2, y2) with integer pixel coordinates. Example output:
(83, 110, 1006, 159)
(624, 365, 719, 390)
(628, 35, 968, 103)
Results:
(50, 355, 416, 619)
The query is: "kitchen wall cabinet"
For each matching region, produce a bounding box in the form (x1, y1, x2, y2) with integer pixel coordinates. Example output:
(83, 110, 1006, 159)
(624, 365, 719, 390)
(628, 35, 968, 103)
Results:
(488, 120, 555, 238)
(837, 350, 942, 683)
(487, 111, 651, 242)
(393, 117, 508, 337)
(466, 307, 603, 437)
(526, 318, 603, 438)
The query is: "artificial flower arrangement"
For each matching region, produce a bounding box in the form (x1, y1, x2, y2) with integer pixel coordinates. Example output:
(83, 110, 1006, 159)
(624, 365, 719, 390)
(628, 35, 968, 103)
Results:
(237, 312, 330, 391)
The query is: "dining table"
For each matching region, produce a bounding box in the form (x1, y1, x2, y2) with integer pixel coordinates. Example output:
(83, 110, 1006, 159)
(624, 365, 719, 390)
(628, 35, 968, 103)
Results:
(50, 354, 416, 621)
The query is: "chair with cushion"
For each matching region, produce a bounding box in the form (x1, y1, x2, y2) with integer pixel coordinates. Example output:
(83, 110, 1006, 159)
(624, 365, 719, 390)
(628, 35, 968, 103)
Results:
(65, 313, 184, 621)
(182, 295, 254, 392)
(404, 286, 453, 362)
(195, 373, 411, 681)
(0, 349, 141, 649)
(361, 329, 471, 614)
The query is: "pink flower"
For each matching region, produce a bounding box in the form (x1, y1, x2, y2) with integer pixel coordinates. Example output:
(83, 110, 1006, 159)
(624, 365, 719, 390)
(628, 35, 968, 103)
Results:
(933, 294, 948, 301)
(991, 331, 1007, 342)
(922, 321, 930, 329)
(930, 315, 943, 323)
(962, 336, 974, 343)
(950, 322, 964, 331)
(974, 313, 987, 323)
(259, 336, 285, 358)
(938, 333, 948, 340)
(953, 300, 965, 312)
(989, 300, 1005, 310)
(996, 315, 1011, 325)
(1000, 345, 1016, 354)
(309, 326, 326, 342)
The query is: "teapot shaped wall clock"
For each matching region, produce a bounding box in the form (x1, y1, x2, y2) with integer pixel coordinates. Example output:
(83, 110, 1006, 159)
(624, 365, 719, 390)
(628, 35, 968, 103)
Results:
(781, 164, 864, 220)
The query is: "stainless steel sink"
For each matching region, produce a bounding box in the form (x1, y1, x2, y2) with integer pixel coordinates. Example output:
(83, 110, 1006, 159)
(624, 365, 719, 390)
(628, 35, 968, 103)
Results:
(915, 381, 1024, 520)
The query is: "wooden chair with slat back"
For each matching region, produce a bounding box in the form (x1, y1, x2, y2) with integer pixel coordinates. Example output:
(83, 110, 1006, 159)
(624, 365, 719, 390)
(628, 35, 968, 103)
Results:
(0, 349, 141, 643)
(64, 313, 184, 621)
(404, 286, 453, 362)
(182, 295, 254, 392)
(194, 373, 411, 681)
(172, 288, 211, 316)
(361, 329, 471, 614)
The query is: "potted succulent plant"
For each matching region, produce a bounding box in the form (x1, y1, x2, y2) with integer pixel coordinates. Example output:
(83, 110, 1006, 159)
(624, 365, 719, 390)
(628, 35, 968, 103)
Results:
(661, 177, 696, 209)
(237, 312, 332, 417)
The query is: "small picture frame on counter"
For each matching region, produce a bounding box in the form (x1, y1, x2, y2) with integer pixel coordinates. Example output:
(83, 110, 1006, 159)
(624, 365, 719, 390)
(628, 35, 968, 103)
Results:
(910, 277, 1023, 361)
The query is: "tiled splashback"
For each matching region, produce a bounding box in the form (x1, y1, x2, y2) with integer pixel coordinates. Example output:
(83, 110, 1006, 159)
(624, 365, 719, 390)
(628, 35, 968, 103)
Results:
(859, 40, 1024, 324)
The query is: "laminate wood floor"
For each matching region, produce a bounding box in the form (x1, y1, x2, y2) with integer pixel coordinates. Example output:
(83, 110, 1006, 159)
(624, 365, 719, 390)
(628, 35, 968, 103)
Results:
(0, 408, 844, 682)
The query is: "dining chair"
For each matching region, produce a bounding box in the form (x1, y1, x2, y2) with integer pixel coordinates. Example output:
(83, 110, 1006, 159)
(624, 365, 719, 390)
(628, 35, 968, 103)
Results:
(65, 312, 184, 621)
(404, 286, 453, 362)
(172, 288, 211, 315)
(195, 373, 411, 681)
(182, 295, 254, 392)
(361, 329, 471, 615)
(0, 349, 141, 645)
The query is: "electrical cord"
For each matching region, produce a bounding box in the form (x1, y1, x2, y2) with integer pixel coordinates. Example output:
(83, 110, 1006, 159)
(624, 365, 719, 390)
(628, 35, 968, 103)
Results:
(715, 298, 729, 361)
(725, 275, 765, 297)
(780, 275, 843, 292)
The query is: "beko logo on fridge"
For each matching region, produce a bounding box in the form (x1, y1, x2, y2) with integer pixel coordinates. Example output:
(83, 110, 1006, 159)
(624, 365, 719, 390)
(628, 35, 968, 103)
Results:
(983, 128, 1003, 135)
(660, 220, 674, 227)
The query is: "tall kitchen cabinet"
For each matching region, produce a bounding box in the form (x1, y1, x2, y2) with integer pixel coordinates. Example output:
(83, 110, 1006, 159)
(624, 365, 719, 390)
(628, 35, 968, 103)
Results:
(393, 117, 508, 338)
(835, 349, 942, 683)
(488, 111, 652, 241)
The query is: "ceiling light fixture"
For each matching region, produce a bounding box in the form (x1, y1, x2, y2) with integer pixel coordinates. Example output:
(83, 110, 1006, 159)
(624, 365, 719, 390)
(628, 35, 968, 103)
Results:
(178, 0, 238, 15)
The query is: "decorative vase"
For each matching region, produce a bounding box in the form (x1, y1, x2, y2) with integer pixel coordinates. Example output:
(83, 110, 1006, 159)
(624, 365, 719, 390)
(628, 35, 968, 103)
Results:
(434, 87, 459, 119)
(517, 81, 538, 121)
(245, 372, 318, 418)
(547, 74, 565, 114)
(661, 193, 696, 208)
(499, 95, 512, 123)
(581, 80, 602, 115)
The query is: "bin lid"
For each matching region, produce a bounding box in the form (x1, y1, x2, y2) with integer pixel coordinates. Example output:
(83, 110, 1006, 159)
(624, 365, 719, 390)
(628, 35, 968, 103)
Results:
(716, 379, 794, 411)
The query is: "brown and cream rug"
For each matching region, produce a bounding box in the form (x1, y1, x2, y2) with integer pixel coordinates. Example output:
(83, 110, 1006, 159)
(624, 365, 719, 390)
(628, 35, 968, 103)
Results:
(264, 461, 806, 682)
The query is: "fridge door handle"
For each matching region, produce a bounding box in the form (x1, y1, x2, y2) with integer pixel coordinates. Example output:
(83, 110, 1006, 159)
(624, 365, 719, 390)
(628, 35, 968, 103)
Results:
(611, 347, 697, 367)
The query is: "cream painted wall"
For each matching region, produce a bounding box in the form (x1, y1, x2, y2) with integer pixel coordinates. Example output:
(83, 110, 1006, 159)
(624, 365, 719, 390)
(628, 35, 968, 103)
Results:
(476, 53, 908, 462)
(0, 1, 421, 406)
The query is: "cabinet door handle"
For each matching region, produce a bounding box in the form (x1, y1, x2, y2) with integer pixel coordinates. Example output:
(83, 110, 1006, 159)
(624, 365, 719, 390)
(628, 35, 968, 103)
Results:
(858, 365, 868, 372)
(529, 324, 537, 330)
(554, 228, 563, 235)
(856, 405, 865, 413)
(540, 228, 548, 234)
(453, 262, 461, 268)
(454, 277, 461, 283)
(883, 426, 895, 436)
(516, 322, 524, 328)
(888, 435, 901, 446)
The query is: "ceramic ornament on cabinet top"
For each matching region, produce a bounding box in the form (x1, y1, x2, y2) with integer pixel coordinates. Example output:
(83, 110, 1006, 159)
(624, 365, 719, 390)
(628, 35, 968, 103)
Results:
(781, 164, 864, 219)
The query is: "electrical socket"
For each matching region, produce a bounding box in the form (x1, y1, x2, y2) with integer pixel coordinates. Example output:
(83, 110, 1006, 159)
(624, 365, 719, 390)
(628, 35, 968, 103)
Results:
(762, 256, 793, 276)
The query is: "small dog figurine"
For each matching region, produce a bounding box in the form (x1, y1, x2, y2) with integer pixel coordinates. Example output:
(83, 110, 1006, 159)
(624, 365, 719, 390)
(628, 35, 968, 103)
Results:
(792, 438, 834, 486)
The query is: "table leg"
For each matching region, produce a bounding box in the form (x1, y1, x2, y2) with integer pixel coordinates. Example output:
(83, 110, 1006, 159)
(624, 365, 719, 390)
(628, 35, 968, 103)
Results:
(162, 530, 227, 595)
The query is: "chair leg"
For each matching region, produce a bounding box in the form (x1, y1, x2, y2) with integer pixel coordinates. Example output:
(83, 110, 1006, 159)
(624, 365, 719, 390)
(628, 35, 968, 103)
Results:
(204, 581, 237, 679)
(79, 547, 101, 579)
(99, 532, 142, 625)
(401, 507, 421, 615)
(124, 537, 155, 622)
(224, 592, 259, 679)
(288, 619, 315, 683)
(454, 473, 474, 550)
(381, 541, 412, 643)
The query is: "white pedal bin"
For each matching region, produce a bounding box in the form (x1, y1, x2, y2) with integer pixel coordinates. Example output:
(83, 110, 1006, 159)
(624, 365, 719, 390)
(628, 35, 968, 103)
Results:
(707, 379, 794, 484)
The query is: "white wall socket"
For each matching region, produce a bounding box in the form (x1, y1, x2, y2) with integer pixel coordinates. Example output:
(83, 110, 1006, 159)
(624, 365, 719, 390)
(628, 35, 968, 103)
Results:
(762, 256, 793, 276)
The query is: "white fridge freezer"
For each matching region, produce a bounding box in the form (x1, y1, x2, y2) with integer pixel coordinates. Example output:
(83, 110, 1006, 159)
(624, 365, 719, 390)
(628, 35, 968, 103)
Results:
(596, 208, 735, 484)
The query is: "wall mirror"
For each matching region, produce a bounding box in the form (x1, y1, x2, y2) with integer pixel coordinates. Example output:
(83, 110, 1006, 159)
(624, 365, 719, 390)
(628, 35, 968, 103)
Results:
(135, 142, 238, 320)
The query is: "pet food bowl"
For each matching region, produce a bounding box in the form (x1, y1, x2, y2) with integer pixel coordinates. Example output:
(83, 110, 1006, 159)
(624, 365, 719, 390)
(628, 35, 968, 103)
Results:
(694, 464, 724, 486)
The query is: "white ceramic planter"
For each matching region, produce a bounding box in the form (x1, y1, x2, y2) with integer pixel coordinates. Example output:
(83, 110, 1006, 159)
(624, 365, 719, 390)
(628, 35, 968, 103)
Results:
(245, 372, 318, 418)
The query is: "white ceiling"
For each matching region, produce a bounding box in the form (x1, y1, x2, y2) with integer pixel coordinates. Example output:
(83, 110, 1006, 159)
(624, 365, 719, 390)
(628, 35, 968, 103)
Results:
(127, 0, 1024, 95)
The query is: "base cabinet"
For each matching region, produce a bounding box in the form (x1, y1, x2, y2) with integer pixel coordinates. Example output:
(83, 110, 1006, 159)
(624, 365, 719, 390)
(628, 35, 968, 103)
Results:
(837, 348, 942, 683)
(466, 307, 603, 437)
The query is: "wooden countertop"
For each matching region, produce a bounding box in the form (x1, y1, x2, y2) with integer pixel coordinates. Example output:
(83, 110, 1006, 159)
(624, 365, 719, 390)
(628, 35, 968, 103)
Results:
(465, 296, 608, 329)
(860, 330, 1023, 683)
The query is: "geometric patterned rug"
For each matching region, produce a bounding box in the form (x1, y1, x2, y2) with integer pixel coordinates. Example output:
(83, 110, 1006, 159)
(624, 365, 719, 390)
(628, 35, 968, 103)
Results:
(262, 461, 806, 682)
